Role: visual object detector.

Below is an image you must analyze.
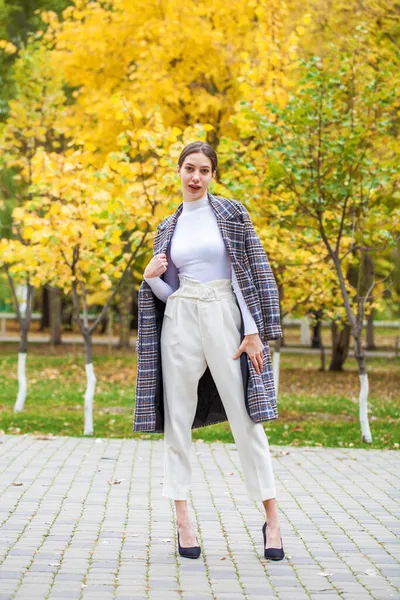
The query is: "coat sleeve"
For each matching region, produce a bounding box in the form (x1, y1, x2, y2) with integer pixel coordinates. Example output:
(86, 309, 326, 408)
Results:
(146, 224, 179, 300)
(144, 240, 179, 303)
(241, 206, 282, 341)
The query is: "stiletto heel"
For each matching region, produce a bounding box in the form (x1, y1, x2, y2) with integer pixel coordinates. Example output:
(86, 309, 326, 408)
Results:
(177, 528, 201, 559)
(262, 522, 284, 560)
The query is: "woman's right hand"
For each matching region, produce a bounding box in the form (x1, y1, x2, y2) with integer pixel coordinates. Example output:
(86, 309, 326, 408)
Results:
(144, 253, 168, 279)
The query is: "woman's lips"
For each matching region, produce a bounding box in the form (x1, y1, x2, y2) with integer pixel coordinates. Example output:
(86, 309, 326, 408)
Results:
(189, 185, 201, 191)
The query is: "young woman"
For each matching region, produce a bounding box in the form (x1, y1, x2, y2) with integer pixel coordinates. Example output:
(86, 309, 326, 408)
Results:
(134, 141, 284, 561)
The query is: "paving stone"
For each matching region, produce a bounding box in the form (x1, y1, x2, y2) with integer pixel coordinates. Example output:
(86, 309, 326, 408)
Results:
(0, 436, 399, 600)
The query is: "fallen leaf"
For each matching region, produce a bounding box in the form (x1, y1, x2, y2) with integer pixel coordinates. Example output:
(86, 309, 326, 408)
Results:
(319, 572, 333, 577)
(220, 557, 226, 561)
(161, 538, 171, 543)
(39, 368, 60, 380)
(48, 563, 61, 567)
(35, 434, 56, 440)
(365, 569, 377, 576)
(12, 482, 23, 486)
(108, 479, 126, 485)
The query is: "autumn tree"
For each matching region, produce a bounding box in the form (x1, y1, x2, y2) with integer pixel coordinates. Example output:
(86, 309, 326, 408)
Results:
(285, 0, 400, 353)
(0, 42, 67, 408)
(0, 238, 41, 411)
(15, 105, 208, 434)
(39, 0, 294, 155)
(216, 130, 342, 390)
(231, 52, 398, 442)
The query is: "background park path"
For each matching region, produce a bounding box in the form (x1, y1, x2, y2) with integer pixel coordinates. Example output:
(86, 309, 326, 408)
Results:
(0, 333, 397, 359)
(0, 435, 399, 600)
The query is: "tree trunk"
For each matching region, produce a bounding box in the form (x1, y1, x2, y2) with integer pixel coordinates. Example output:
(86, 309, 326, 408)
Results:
(49, 286, 62, 345)
(311, 310, 323, 348)
(364, 253, 376, 350)
(14, 326, 28, 413)
(40, 286, 50, 331)
(83, 333, 96, 436)
(118, 270, 134, 348)
(366, 310, 375, 350)
(13, 284, 34, 413)
(14, 351, 28, 413)
(354, 330, 372, 443)
(329, 322, 351, 371)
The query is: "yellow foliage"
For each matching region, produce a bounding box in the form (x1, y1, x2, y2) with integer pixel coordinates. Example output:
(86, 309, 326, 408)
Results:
(0, 40, 17, 54)
(36, 0, 294, 161)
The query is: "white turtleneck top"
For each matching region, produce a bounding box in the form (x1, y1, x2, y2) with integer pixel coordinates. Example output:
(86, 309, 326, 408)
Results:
(144, 193, 258, 335)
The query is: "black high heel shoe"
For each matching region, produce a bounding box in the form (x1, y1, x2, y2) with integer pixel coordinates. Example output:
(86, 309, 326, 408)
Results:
(177, 528, 201, 559)
(262, 522, 285, 560)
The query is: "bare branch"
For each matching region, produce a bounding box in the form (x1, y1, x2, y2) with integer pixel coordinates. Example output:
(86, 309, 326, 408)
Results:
(89, 225, 151, 334)
(359, 265, 395, 323)
(335, 194, 350, 254)
(356, 250, 363, 299)
(60, 248, 72, 269)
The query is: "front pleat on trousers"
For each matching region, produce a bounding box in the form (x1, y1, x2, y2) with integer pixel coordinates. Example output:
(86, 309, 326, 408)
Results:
(160, 275, 277, 502)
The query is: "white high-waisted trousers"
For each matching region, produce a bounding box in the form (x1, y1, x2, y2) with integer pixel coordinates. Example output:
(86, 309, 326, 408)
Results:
(160, 275, 276, 502)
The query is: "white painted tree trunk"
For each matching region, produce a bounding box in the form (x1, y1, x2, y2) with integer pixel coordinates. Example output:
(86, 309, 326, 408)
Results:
(14, 353, 27, 413)
(272, 350, 280, 397)
(84, 363, 96, 435)
(359, 373, 372, 443)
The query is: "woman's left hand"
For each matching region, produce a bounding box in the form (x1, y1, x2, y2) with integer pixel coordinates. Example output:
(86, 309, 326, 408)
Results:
(233, 333, 264, 375)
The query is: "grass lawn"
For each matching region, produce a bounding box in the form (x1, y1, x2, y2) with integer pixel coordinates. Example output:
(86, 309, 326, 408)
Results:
(0, 343, 399, 450)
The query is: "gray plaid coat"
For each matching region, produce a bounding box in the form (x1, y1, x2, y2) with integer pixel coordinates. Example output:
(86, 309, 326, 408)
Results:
(133, 192, 282, 433)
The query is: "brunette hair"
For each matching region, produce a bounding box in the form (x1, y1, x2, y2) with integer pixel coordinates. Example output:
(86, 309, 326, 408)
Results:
(178, 141, 219, 178)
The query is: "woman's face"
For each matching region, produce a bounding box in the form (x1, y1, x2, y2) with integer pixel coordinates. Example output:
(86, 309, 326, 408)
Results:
(177, 152, 214, 200)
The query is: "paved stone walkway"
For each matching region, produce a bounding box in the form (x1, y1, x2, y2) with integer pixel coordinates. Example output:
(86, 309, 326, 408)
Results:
(0, 435, 399, 600)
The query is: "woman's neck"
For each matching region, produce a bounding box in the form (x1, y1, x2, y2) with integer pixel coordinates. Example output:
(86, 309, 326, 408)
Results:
(182, 192, 208, 212)
(182, 192, 209, 213)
